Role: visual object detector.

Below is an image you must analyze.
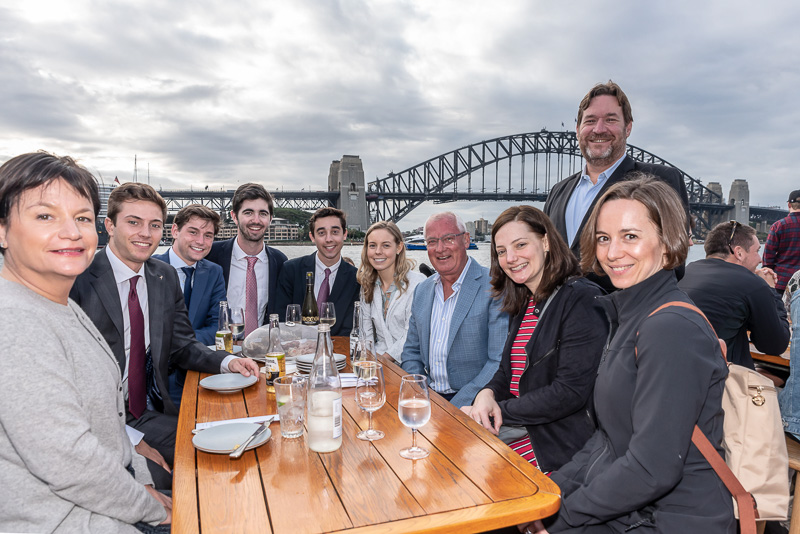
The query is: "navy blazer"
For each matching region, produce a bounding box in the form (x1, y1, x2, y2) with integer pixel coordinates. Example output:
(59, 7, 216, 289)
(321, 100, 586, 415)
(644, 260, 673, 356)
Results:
(274, 253, 360, 336)
(205, 237, 288, 321)
(543, 156, 689, 259)
(152, 251, 227, 346)
(70, 251, 227, 416)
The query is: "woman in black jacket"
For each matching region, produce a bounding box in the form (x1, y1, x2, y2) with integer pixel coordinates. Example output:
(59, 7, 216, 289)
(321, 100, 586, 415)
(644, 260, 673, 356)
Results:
(461, 205, 607, 473)
(528, 177, 734, 533)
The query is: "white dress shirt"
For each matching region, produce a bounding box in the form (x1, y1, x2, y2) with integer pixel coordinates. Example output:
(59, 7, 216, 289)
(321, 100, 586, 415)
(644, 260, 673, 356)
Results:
(168, 247, 194, 290)
(227, 239, 269, 327)
(314, 253, 341, 300)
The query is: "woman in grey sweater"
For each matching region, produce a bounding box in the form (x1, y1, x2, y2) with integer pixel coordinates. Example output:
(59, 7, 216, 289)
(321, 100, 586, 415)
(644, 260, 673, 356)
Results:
(0, 152, 168, 533)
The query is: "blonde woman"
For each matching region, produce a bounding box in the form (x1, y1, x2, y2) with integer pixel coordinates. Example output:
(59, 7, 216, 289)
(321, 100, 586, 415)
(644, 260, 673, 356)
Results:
(357, 221, 425, 363)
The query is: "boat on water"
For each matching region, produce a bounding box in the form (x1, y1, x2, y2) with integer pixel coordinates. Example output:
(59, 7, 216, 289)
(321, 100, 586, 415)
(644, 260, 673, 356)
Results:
(404, 235, 478, 250)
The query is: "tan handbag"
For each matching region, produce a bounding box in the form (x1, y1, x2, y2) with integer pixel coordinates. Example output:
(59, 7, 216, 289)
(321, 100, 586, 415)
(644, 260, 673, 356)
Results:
(638, 302, 790, 534)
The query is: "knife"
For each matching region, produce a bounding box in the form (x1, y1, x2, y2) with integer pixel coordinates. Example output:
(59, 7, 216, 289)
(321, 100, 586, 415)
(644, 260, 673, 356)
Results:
(230, 422, 269, 459)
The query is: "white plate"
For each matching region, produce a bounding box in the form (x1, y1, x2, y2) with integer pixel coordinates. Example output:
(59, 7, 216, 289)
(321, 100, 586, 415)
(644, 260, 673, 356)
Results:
(199, 373, 258, 392)
(206, 345, 242, 354)
(192, 423, 271, 454)
(295, 353, 346, 365)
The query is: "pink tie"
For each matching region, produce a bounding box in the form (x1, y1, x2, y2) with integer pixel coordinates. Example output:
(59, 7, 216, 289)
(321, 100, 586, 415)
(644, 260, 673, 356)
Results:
(245, 256, 259, 337)
(318, 268, 331, 305)
(128, 276, 146, 419)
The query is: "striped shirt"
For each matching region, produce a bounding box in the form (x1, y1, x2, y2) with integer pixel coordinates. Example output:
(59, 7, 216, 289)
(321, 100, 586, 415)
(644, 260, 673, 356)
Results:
(508, 297, 543, 469)
(428, 258, 472, 394)
(763, 212, 800, 291)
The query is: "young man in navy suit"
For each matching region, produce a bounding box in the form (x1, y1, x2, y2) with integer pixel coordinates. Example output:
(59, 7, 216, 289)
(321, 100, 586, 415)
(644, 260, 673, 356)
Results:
(275, 207, 360, 336)
(153, 204, 227, 407)
(205, 183, 287, 336)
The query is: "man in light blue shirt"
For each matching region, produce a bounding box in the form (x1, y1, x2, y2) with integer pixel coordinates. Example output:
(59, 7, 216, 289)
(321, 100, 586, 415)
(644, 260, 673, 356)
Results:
(401, 212, 508, 408)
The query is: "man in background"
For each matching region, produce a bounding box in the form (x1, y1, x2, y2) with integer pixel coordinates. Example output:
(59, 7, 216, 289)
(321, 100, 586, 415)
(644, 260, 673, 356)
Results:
(679, 220, 789, 369)
(153, 204, 227, 407)
(400, 212, 508, 408)
(275, 207, 359, 336)
(763, 189, 800, 292)
(206, 183, 287, 337)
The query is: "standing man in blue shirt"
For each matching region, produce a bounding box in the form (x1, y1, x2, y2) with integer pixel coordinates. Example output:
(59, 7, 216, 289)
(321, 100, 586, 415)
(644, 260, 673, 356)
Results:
(400, 212, 508, 408)
(153, 204, 227, 407)
(544, 81, 689, 263)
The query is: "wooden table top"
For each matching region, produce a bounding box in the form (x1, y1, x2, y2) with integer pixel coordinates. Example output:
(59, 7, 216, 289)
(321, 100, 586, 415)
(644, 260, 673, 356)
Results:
(173, 337, 561, 533)
(750, 342, 790, 369)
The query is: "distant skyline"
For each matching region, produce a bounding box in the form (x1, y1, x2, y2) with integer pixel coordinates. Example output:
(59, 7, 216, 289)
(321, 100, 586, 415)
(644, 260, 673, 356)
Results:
(1, 0, 797, 230)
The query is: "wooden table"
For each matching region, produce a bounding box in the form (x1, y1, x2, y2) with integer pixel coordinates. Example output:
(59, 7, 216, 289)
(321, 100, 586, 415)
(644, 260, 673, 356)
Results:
(173, 337, 561, 533)
(750, 342, 790, 370)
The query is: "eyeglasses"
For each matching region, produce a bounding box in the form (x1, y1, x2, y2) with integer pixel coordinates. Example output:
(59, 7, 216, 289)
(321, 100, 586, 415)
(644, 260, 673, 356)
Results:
(425, 232, 466, 248)
(728, 220, 741, 255)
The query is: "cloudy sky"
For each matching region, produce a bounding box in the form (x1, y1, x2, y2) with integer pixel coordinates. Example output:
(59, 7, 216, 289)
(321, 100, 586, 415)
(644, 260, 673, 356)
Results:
(1, 0, 796, 230)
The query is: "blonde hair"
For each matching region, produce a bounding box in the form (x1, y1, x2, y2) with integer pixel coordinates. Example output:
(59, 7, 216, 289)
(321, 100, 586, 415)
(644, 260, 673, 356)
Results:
(357, 221, 416, 304)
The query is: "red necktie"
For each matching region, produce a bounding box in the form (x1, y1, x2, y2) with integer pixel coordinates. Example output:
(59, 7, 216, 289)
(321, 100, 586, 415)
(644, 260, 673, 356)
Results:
(318, 268, 331, 305)
(245, 256, 258, 337)
(128, 275, 146, 419)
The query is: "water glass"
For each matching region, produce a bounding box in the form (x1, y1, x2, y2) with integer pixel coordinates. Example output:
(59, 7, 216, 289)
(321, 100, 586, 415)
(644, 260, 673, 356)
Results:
(274, 375, 307, 439)
(285, 304, 301, 327)
(398, 374, 431, 459)
(356, 362, 385, 441)
(353, 339, 376, 377)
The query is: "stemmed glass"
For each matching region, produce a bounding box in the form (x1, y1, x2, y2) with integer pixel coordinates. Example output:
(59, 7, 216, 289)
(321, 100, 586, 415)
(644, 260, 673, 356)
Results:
(285, 304, 301, 327)
(398, 374, 431, 459)
(355, 361, 386, 441)
(352, 339, 375, 377)
(229, 307, 245, 341)
(320, 302, 336, 328)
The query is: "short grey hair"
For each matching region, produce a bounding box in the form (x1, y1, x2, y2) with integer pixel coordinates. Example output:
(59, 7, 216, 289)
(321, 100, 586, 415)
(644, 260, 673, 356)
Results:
(423, 211, 467, 238)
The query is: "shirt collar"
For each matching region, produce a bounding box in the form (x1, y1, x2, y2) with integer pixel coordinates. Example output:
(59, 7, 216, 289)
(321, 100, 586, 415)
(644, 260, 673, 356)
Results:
(433, 257, 472, 291)
(580, 153, 627, 185)
(315, 252, 341, 274)
(168, 247, 191, 268)
(105, 245, 143, 284)
(232, 238, 267, 262)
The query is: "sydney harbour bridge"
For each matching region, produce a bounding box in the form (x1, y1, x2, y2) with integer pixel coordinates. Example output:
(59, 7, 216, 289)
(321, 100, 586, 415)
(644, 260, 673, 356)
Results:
(157, 130, 785, 237)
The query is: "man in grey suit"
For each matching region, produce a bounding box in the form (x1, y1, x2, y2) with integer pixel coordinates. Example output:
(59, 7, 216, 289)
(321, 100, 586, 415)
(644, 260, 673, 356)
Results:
(544, 81, 689, 262)
(70, 183, 258, 472)
(401, 212, 508, 408)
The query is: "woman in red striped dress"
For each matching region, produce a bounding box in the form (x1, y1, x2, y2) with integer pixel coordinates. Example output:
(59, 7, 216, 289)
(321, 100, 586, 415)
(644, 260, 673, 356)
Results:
(461, 206, 607, 473)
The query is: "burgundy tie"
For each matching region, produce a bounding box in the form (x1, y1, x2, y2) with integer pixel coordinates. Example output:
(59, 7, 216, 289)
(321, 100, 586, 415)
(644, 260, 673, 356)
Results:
(318, 268, 331, 305)
(128, 275, 146, 419)
(245, 256, 259, 337)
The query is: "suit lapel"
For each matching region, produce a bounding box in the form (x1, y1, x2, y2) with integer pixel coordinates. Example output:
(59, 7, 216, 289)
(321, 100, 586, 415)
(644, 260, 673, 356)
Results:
(91, 252, 125, 341)
(446, 261, 481, 354)
(189, 260, 210, 321)
(417, 281, 435, 358)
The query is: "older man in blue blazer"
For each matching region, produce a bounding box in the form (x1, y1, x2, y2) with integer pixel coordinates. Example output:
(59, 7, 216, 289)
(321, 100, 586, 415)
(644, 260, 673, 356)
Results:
(401, 212, 509, 408)
(153, 204, 228, 408)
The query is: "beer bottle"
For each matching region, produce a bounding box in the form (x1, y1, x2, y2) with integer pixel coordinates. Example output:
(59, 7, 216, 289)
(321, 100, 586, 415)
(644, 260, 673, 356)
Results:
(302, 271, 319, 325)
(265, 314, 286, 393)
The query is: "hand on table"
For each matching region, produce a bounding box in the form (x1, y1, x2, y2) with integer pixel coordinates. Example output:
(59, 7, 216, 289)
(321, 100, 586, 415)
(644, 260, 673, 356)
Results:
(135, 440, 171, 474)
(145, 485, 172, 525)
(229, 357, 259, 377)
(461, 389, 502, 434)
(518, 520, 548, 534)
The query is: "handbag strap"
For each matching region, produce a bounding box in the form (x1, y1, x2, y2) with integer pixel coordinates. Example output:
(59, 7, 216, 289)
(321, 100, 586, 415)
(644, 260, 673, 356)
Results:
(636, 301, 758, 532)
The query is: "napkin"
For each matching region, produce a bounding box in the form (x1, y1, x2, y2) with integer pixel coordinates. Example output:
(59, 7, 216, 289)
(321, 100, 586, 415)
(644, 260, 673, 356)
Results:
(340, 372, 358, 388)
(195, 414, 278, 431)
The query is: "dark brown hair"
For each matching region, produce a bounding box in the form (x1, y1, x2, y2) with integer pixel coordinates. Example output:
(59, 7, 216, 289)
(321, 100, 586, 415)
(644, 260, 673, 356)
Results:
(107, 182, 167, 223)
(231, 183, 274, 216)
(490, 205, 579, 315)
(704, 220, 756, 257)
(309, 207, 346, 234)
(173, 204, 221, 234)
(576, 80, 633, 127)
(0, 151, 100, 221)
(579, 174, 690, 275)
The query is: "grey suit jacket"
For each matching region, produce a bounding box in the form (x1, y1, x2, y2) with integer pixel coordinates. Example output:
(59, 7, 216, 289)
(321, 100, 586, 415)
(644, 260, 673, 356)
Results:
(70, 251, 227, 416)
(400, 259, 509, 407)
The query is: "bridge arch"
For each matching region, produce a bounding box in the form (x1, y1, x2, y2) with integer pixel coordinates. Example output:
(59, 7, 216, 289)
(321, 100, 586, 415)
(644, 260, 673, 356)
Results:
(366, 130, 728, 234)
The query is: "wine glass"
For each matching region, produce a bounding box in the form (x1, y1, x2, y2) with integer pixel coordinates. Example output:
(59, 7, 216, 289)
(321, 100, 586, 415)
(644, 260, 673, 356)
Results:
(356, 361, 385, 441)
(398, 374, 431, 459)
(229, 307, 245, 341)
(285, 304, 301, 327)
(320, 302, 336, 328)
(353, 338, 375, 375)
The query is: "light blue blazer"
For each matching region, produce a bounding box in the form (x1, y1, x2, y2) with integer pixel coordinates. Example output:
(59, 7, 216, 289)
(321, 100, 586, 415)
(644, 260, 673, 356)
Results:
(400, 259, 509, 407)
